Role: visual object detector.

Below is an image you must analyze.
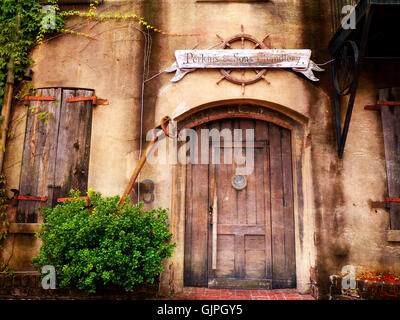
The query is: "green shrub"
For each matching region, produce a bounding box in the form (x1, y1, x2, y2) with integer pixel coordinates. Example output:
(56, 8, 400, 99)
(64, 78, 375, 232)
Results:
(31, 190, 175, 293)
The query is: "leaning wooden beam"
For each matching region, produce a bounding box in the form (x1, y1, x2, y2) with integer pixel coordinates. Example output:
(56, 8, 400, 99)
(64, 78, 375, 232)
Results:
(0, 68, 15, 172)
(117, 116, 172, 212)
(0, 11, 20, 172)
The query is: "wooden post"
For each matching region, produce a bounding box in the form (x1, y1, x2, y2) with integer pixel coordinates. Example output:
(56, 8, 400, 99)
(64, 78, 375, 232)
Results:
(117, 116, 172, 211)
(0, 9, 20, 172)
(0, 81, 14, 171)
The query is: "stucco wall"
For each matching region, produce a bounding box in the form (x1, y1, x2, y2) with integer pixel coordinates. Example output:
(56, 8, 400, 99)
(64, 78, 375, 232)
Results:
(313, 62, 400, 298)
(1, 0, 400, 298)
(1, 0, 146, 272)
(145, 0, 328, 295)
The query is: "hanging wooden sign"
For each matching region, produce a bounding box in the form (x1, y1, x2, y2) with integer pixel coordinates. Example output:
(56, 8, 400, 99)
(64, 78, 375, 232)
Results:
(166, 49, 324, 83)
(175, 49, 312, 69)
(165, 27, 324, 86)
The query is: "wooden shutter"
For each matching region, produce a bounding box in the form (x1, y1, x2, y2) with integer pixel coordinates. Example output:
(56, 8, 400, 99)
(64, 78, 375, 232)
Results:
(53, 89, 93, 203)
(16, 88, 93, 223)
(379, 87, 400, 230)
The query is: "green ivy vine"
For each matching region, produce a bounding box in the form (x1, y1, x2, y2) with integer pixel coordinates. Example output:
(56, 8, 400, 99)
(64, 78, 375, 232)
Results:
(0, 174, 12, 274)
(0, 174, 9, 241)
(0, 0, 190, 278)
(0, 0, 199, 112)
(0, 0, 65, 108)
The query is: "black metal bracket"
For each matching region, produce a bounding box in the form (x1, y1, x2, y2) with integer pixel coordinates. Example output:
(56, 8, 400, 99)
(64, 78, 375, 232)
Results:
(331, 8, 374, 158)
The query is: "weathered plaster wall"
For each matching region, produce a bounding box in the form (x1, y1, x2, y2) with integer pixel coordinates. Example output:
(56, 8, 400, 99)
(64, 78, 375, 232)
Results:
(135, 0, 400, 298)
(313, 61, 400, 298)
(1, 0, 146, 271)
(347, 65, 400, 270)
(145, 0, 330, 295)
(30, 0, 145, 197)
(2, 0, 400, 299)
(0, 0, 331, 292)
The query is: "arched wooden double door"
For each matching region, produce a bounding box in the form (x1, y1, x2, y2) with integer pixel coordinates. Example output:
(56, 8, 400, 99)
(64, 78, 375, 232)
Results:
(184, 118, 296, 289)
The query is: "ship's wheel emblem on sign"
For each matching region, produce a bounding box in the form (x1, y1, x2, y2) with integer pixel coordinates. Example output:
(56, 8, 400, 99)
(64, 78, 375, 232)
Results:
(216, 25, 271, 95)
(165, 26, 324, 90)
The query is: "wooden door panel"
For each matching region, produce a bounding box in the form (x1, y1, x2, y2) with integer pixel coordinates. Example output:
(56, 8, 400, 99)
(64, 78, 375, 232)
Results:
(216, 163, 236, 225)
(280, 128, 296, 286)
(255, 147, 266, 225)
(269, 124, 296, 288)
(183, 153, 194, 285)
(217, 224, 266, 234)
(236, 118, 257, 227)
(269, 124, 286, 285)
(244, 235, 266, 279)
(209, 119, 272, 288)
(184, 124, 209, 286)
(262, 128, 273, 279)
(184, 118, 296, 289)
(215, 235, 235, 278)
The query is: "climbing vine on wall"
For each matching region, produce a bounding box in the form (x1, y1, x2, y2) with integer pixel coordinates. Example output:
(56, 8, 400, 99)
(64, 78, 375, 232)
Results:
(59, 1, 200, 37)
(0, 0, 191, 276)
(60, 1, 166, 35)
(0, 0, 200, 112)
(0, 175, 9, 241)
(0, 174, 12, 274)
(0, 0, 65, 108)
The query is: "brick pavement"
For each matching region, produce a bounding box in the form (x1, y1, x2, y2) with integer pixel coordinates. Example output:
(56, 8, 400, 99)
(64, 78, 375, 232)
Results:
(172, 287, 315, 300)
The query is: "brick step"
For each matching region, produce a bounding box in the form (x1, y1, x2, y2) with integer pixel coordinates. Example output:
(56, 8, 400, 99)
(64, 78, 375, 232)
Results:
(170, 287, 315, 300)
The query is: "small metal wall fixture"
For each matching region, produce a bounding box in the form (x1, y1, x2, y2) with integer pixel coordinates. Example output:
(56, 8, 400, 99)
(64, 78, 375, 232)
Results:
(231, 174, 248, 191)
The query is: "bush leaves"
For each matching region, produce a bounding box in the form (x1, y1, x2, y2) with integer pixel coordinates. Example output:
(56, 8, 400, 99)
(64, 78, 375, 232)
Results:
(31, 190, 176, 293)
